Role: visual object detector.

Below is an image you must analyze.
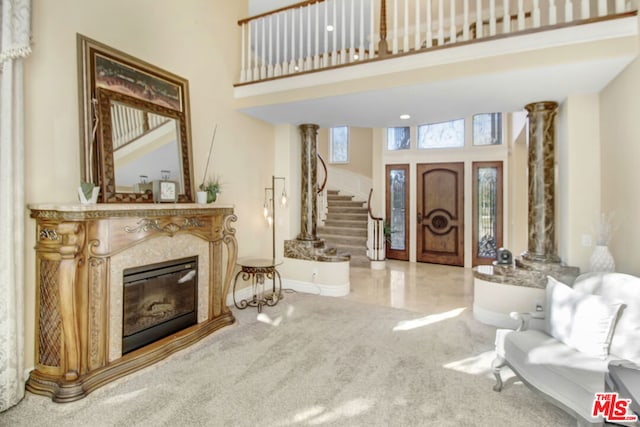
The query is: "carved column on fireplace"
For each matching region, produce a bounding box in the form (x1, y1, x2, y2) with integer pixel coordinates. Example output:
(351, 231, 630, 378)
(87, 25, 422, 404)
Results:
(27, 204, 237, 402)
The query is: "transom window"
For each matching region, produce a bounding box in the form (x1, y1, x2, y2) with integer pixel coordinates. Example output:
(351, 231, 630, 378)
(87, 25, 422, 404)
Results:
(387, 127, 410, 150)
(473, 113, 502, 146)
(417, 119, 465, 149)
(330, 126, 349, 163)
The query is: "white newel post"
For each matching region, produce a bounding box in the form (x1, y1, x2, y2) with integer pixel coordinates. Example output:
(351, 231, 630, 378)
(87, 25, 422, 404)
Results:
(565, 0, 574, 22)
(332, 0, 338, 65)
(260, 18, 266, 79)
(549, 0, 557, 24)
(268, 15, 274, 78)
(438, 0, 445, 44)
(341, 0, 347, 63)
(502, 0, 510, 33)
(275, 14, 282, 77)
(581, 0, 590, 19)
(533, 0, 541, 27)
(393, 0, 398, 54)
(476, 0, 483, 38)
(359, 0, 365, 60)
(314, 3, 320, 69)
(414, 0, 421, 50)
(369, 0, 375, 59)
(404, 0, 409, 52)
(463, 0, 470, 40)
(597, 0, 607, 16)
(350, 0, 355, 61)
(299, 6, 304, 71)
(517, 0, 525, 30)
(306, 6, 312, 70)
(240, 23, 246, 82)
(323, 1, 329, 67)
(451, 0, 457, 42)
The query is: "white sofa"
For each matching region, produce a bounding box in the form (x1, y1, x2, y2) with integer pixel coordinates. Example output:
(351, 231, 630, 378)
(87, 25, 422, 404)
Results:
(492, 272, 640, 426)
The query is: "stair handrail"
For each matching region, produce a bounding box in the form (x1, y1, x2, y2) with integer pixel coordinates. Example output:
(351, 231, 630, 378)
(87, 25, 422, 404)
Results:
(317, 153, 329, 224)
(317, 153, 328, 194)
(367, 188, 385, 261)
(367, 188, 383, 221)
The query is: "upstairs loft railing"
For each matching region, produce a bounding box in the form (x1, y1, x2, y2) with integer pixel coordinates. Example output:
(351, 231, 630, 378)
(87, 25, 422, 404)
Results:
(110, 102, 170, 151)
(236, 0, 636, 84)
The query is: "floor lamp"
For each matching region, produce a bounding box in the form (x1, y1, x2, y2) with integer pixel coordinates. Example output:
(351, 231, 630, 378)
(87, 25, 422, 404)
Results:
(263, 175, 287, 260)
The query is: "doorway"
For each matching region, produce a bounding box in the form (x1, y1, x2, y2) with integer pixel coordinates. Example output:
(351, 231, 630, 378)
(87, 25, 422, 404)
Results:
(416, 162, 464, 266)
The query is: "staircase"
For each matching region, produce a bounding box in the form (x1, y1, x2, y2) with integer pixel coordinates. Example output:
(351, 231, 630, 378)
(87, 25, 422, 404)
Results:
(318, 190, 370, 267)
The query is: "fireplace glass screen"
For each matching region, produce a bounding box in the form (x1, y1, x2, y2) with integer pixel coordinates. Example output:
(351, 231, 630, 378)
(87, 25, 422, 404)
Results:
(122, 256, 197, 354)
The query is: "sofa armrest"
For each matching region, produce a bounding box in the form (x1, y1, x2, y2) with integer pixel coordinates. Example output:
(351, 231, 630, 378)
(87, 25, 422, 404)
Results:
(509, 311, 545, 332)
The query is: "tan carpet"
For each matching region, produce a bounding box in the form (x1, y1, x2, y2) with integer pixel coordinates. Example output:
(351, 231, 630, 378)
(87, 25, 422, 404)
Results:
(1, 292, 574, 426)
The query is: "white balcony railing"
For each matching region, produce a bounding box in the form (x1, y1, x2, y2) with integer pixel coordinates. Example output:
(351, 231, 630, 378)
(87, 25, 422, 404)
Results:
(237, 0, 634, 84)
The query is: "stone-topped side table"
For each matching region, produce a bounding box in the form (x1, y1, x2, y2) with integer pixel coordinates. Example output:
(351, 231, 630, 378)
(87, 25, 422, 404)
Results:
(232, 257, 282, 312)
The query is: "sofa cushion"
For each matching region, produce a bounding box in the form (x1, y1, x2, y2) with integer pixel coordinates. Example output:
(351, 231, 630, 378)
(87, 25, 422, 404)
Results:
(501, 329, 610, 422)
(573, 272, 640, 364)
(545, 276, 622, 359)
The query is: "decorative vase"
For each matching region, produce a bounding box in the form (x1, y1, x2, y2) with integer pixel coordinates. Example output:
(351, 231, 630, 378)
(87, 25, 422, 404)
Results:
(206, 190, 217, 203)
(78, 186, 100, 204)
(589, 245, 615, 272)
(196, 191, 207, 204)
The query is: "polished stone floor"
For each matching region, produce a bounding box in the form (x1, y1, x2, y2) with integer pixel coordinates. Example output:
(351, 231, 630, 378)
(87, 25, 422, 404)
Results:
(343, 259, 475, 314)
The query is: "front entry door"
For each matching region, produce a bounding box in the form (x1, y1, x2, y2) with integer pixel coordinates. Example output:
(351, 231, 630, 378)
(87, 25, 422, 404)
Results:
(416, 162, 464, 266)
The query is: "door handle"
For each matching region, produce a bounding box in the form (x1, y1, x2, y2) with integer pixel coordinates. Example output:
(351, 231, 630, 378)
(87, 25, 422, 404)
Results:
(417, 212, 422, 223)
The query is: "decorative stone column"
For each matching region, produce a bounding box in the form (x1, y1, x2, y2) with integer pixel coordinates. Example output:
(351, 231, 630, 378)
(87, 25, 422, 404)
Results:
(298, 124, 319, 241)
(522, 101, 561, 264)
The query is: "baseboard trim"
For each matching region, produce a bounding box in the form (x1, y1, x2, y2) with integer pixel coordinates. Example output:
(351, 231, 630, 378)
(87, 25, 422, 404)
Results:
(226, 278, 350, 306)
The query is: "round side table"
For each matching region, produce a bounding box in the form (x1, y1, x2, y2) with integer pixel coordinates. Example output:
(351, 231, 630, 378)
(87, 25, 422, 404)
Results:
(232, 258, 283, 312)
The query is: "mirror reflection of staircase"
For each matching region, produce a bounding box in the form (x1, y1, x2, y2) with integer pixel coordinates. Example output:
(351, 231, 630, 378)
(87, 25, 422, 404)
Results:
(318, 189, 369, 267)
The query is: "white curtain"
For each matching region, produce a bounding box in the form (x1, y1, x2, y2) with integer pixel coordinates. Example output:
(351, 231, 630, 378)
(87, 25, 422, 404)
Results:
(0, 0, 31, 412)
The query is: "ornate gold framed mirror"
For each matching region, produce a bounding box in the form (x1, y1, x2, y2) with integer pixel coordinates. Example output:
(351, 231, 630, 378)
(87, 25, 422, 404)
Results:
(77, 34, 194, 203)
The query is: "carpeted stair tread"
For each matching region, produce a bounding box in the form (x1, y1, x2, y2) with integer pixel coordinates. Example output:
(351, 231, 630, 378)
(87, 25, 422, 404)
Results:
(318, 226, 367, 237)
(317, 234, 367, 247)
(321, 189, 370, 266)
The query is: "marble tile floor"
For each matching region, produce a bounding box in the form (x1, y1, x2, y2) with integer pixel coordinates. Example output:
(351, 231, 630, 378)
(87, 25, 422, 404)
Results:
(343, 259, 475, 314)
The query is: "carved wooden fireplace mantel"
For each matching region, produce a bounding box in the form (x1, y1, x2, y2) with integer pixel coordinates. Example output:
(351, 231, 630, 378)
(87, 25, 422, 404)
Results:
(27, 203, 238, 402)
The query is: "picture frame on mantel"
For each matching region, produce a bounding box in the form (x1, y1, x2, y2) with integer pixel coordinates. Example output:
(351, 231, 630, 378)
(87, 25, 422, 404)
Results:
(77, 34, 195, 203)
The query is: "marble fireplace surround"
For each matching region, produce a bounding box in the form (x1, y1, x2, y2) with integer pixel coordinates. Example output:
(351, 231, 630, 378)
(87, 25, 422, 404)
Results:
(27, 203, 237, 402)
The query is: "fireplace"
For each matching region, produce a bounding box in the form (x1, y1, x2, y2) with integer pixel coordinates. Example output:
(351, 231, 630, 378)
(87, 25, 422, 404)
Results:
(122, 256, 198, 354)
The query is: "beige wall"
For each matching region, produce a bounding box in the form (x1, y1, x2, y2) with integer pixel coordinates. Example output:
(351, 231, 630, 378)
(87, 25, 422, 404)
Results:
(318, 127, 373, 179)
(557, 95, 601, 272)
(600, 57, 640, 275)
(23, 0, 275, 369)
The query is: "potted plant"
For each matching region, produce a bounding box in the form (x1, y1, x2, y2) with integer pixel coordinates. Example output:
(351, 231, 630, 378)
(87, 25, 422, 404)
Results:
(78, 181, 100, 204)
(200, 178, 221, 203)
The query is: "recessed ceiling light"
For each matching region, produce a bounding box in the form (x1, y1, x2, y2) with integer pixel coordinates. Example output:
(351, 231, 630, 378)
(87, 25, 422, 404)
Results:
(400, 114, 411, 120)
(326, 25, 334, 32)
(354, 53, 359, 60)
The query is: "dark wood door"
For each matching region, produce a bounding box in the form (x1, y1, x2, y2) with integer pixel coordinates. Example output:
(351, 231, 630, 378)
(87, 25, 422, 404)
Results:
(385, 164, 409, 261)
(416, 162, 464, 266)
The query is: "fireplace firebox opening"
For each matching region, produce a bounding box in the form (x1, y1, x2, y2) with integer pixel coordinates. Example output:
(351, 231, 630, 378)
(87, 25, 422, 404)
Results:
(122, 256, 198, 354)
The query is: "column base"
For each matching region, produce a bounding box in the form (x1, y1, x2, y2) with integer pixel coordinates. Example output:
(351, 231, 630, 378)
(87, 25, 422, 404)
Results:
(284, 239, 350, 262)
(516, 255, 580, 284)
